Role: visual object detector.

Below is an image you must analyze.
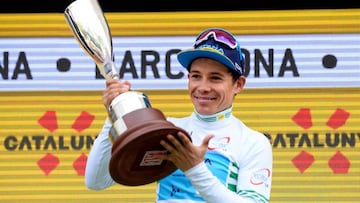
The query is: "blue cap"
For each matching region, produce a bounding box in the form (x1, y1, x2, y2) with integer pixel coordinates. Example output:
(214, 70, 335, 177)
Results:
(177, 28, 244, 76)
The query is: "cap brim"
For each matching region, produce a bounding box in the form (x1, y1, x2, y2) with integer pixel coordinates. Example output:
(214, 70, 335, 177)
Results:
(177, 48, 235, 72)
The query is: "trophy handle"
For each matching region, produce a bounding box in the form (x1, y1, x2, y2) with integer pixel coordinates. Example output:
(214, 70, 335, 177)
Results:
(64, 0, 119, 79)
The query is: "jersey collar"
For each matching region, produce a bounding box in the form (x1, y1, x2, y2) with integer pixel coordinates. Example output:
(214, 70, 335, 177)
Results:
(194, 106, 232, 122)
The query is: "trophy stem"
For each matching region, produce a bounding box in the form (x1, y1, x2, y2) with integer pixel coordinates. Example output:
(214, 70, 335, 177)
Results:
(102, 60, 120, 79)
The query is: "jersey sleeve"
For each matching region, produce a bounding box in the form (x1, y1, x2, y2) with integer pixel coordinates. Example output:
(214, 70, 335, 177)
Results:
(84, 118, 116, 190)
(184, 162, 257, 203)
(236, 133, 273, 202)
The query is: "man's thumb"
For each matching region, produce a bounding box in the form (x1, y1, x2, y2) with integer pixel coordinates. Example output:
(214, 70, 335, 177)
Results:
(202, 134, 215, 147)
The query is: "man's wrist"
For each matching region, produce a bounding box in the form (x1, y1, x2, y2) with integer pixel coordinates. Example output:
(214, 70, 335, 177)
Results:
(184, 161, 208, 178)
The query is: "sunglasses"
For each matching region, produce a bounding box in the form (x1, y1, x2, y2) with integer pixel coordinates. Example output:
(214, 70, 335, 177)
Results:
(194, 28, 238, 49)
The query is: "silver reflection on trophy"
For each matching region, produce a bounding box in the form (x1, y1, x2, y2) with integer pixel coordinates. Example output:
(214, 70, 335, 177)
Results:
(64, 0, 150, 138)
(64, 0, 118, 79)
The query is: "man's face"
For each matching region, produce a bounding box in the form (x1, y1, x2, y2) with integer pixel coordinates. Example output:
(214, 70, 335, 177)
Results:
(187, 58, 245, 115)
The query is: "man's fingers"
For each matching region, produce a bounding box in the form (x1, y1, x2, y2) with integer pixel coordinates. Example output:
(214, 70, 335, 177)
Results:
(177, 131, 191, 146)
(160, 132, 187, 153)
(160, 138, 175, 153)
(203, 134, 214, 146)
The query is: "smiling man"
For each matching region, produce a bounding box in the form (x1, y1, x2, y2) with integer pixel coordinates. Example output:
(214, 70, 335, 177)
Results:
(85, 27, 273, 203)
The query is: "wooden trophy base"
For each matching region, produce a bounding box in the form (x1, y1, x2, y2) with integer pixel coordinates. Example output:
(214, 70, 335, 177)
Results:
(109, 108, 191, 186)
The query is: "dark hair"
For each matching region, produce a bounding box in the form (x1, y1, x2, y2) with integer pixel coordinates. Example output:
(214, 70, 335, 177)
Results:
(229, 69, 241, 82)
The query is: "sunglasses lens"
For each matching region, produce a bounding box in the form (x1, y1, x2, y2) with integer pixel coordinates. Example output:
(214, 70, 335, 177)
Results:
(196, 29, 237, 48)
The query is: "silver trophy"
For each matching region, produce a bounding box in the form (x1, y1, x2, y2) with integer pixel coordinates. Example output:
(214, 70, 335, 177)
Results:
(64, 0, 190, 186)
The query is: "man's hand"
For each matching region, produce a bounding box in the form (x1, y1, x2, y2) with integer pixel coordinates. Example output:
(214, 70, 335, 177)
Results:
(157, 132, 214, 171)
(102, 78, 131, 108)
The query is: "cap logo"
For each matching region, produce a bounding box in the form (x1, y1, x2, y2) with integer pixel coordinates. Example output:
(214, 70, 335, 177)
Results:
(198, 44, 225, 55)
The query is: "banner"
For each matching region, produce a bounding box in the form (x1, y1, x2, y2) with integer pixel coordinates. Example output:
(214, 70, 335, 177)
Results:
(0, 9, 359, 203)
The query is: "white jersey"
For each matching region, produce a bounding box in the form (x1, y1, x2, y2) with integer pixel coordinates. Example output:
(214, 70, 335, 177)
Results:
(85, 107, 272, 203)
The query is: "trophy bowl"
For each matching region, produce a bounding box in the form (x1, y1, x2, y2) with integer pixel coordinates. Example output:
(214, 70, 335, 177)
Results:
(64, 0, 191, 186)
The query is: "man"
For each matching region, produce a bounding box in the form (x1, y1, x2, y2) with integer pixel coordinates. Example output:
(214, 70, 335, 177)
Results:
(85, 27, 273, 203)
